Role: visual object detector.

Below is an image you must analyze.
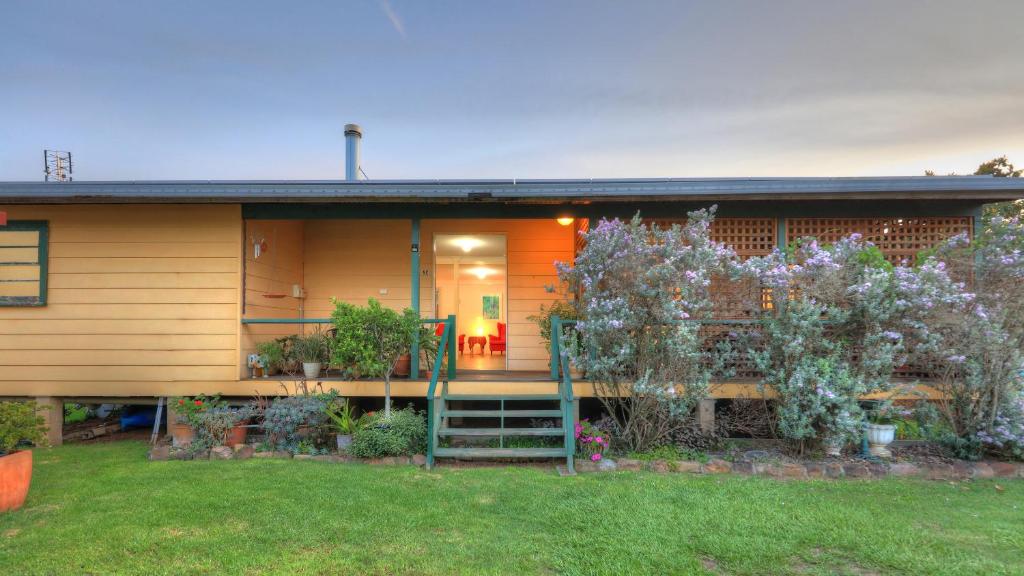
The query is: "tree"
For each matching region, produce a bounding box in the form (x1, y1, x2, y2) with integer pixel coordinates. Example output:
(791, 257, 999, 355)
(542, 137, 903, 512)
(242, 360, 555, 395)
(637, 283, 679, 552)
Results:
(926, 157, 1022, 219)
(974, 157, 1023, 220)
(331, 298, 420, 418)
(975, 156, 1022, 178)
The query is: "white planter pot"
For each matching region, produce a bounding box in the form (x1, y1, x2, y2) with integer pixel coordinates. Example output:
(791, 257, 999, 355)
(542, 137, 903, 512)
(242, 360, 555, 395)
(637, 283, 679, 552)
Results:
(867, 424, 896, 458)
(302, 362, 322, 380)
(336, 434, 353, 452)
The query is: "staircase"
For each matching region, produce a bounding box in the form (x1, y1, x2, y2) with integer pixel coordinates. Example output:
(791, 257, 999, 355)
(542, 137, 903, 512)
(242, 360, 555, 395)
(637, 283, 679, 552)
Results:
(424, 315, 576, 472)
(428, 386, 574, 470)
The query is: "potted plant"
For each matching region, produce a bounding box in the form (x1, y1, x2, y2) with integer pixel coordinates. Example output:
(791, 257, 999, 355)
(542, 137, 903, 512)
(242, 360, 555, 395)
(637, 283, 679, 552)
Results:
(527, 300, 580, 373)
(293, 328, 330, 380)
(256, 340, 287, 377)
(866, 403, 903, 458)
(170, 394, 221, 447)
(324, 398, 360, 451)
(193, 405, 253, 448)
(0, 400, 49, 512)
(331, 298, 420, 418)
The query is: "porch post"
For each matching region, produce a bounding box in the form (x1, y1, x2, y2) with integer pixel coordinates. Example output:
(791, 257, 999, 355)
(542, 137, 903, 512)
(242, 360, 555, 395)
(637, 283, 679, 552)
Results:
(775, 217, 787, 250)
(410, 218, 421, 378)
(35, 396, 63, 446)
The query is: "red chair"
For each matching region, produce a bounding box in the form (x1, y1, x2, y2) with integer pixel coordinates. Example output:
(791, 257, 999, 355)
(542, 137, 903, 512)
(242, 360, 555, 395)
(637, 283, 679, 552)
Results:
(434, 324, 466, 353)
(488, 322, 506, 355)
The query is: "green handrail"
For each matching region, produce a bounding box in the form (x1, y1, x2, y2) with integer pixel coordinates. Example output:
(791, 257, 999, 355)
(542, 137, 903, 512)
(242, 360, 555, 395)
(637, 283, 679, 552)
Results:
(552, 316, 576, 473)
(426, 314, 455, 469)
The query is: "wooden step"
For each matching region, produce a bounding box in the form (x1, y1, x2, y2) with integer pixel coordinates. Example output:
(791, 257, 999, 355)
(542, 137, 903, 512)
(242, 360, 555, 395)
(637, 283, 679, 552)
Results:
(444, 394, 561, 401)
(442, 409, 563, 418)
(438, 427, 565, 437)
(434, 447, 566, 458)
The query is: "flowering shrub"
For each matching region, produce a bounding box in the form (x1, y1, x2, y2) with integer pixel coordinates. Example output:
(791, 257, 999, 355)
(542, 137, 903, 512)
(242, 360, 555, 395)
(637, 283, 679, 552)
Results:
(744, 236, 908, 453)
(574, 419, 609, 462)
(171, 394, 225, 425)
(557, 209, 744, 451)
(902, 216, 1024, 459)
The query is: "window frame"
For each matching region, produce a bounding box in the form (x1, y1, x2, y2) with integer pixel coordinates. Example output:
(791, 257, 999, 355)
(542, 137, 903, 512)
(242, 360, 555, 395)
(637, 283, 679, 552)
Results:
(0, 220, 48, 307)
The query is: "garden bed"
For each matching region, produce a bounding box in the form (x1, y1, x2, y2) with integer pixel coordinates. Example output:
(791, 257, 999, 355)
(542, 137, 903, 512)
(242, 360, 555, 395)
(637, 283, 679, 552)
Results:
(146, 441, 1024, 481)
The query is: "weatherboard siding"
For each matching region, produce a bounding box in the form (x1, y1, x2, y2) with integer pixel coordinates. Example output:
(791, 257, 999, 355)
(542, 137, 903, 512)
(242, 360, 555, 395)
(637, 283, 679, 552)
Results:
(240, 220, 304, 378)
(0, 204, 243, 397)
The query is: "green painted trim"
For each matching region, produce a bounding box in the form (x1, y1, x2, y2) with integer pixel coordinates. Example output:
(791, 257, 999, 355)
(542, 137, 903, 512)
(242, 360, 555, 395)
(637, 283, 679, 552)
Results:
(0, 220, 47, 307)
(446, 314, 457, 381)
(776, 217, 787, 250)
(241, 318, 332, 324)
(242, 199, 985, 221)
(410, 218, 421, 379)
(550, 316, 561, 381)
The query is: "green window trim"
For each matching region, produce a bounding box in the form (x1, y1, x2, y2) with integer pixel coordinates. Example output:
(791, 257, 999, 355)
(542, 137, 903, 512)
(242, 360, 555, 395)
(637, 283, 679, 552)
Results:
(0, 220, 48, 306)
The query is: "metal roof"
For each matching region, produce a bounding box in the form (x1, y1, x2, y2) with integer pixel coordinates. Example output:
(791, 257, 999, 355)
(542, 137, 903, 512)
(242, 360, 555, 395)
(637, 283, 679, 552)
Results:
(0, 176, 1022, 203)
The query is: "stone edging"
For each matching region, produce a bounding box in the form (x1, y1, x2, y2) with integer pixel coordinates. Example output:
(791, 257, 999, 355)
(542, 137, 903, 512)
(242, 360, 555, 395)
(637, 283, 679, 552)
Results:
(576, 457, 1024, 480)
(149, 445, 1024, 480)
(149, 444, 426, 466)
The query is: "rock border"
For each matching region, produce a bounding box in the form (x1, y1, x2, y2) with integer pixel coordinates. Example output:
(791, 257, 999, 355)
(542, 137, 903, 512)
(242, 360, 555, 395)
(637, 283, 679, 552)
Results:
(577, 457, 1024, 480)
(148, 445, 1023, 480)
(149, 444, 426, 466)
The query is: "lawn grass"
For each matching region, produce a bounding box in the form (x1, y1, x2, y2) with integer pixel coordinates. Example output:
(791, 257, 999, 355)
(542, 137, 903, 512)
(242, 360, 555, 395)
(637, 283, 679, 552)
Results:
(1, 442, 1022, 575)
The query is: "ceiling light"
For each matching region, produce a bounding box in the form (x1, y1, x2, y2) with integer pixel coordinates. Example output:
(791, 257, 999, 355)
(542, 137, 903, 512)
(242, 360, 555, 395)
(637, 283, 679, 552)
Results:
(556, 217, 574, 226)
(452, 237, 483, 253)
(467, 266, 493, 279)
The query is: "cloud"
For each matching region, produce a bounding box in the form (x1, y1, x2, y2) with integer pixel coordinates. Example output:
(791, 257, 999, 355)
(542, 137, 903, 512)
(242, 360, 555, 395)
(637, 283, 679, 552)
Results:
(376, 0, 406, 39)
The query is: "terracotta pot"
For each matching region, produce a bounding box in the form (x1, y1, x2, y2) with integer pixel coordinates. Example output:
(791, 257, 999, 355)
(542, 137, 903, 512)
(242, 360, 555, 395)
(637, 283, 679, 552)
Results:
(0, 450, 33, 513)
(170, 421, 195, 448)
(225, 423, 248, 446)
(393, 354, 411, 377)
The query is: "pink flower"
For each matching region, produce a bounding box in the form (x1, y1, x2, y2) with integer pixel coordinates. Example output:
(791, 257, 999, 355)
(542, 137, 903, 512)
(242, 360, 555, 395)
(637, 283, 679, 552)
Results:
(591, 453, 602, 462)
(595, 436, 603, 443)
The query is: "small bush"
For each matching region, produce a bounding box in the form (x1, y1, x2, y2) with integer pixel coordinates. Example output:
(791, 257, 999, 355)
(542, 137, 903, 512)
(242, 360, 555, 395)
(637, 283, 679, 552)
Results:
(262, 396, 328, 451)
(350, 406, 426, 458)
(191, 406, 252, 451)
(0, 400, 48, 454)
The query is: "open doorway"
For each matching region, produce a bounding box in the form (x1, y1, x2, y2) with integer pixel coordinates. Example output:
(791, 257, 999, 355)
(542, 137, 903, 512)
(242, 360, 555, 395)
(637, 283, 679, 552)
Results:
(433, 234, 507, 371)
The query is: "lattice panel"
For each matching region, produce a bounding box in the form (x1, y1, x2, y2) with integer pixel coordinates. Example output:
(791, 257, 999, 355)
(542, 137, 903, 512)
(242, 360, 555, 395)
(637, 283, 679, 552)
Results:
(651, 218, 777, 258)
(573, 217, 589, 259)
(709, 218, 777, 258)
(786, 218, 972, 264)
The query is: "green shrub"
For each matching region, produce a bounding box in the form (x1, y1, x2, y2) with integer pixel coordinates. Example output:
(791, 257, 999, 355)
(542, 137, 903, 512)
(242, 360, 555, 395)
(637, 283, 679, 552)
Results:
(0, 400, 49, 454)
(262, 396, 328, 451)
(350, 406, 426, 458)
(256, 340, 288, 373)
(191, 406, 253, 451)
(64, 403, 90, 424)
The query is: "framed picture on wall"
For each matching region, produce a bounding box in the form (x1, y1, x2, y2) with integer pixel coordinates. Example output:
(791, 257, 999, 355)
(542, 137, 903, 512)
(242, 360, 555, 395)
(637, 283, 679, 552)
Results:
(482, 295, 500, 319)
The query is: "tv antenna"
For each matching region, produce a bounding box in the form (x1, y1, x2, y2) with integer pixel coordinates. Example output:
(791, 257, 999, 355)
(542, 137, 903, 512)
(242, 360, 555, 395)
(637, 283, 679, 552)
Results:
(43, 150, 73, 182)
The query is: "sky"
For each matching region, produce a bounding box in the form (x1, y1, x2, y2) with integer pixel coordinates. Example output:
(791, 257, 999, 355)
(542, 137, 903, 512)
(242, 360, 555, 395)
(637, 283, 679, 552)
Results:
(1, 0, 1022, 181)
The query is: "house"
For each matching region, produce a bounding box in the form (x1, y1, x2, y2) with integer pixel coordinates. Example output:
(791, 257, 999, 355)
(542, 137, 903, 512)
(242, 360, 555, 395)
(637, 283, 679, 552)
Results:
(2, 127, 1023, 449)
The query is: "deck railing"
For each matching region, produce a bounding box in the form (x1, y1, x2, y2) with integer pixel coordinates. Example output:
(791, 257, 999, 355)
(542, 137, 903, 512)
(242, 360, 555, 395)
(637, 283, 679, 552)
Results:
(240, 315, 457, 380)
(549, 316, 943, 387)
(425, 314, 456, 467)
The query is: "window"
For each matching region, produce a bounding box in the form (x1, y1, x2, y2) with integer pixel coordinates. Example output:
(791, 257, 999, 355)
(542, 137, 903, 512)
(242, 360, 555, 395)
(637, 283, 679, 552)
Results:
(0, 221, 48, 306)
